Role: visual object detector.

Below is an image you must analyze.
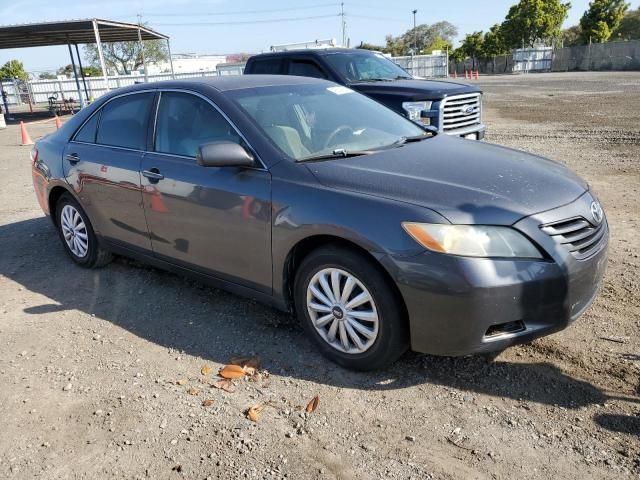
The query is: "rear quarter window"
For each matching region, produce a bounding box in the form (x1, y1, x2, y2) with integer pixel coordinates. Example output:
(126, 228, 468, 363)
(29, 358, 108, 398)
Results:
(248, 58, 284, 74)
(74, 111, 100, 143)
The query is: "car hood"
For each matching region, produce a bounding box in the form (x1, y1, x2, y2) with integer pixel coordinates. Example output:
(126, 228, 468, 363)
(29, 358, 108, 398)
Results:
(305, 135, 588, 225)
(349, 79, 480, 101)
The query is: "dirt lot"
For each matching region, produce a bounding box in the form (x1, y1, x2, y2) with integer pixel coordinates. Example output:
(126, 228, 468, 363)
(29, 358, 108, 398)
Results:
(0, 71, 638, 479)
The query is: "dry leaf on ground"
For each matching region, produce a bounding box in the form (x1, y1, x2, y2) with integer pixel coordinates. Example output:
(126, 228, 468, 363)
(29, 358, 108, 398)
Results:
(247, 403, 264, 422)
(187, 387, 200, 396)
(219, 364, 246, 379)
(212, 379, 236, 393)
(306, 395, 320, 414)
(202, 399, 214, 407)
(201, 365, 212, 376)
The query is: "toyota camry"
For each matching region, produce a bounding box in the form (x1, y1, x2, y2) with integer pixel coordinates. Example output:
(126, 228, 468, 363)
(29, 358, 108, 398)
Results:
(31, 76, 608, 370)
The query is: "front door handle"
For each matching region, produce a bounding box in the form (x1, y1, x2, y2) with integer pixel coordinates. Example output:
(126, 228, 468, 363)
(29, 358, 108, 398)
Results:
(142, 169, 164, 182)
(66, 153, 80, 164)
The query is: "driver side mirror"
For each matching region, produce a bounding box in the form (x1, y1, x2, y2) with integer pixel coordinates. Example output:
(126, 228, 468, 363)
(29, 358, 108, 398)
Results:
(196, 141, 256, 168)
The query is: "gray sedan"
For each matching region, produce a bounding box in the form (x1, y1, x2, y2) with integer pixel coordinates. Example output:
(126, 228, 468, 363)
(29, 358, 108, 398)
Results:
(31, 75, 608, 370)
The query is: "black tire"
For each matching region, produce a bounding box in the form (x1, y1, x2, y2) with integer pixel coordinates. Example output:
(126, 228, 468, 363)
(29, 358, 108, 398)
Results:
(55, 193, 112, 268)
(294, 245, 409, 371)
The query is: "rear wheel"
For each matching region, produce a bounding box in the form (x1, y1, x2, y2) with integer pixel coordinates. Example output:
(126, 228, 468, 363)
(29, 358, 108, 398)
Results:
(55, 193, 112, 268)
(294, 246, 408, 371)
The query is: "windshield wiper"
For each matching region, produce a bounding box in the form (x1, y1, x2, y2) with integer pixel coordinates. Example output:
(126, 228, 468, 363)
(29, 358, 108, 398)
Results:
(388, 133, 432, 148)
(394, 75, 413, 80)
(296, 148, 375, 163)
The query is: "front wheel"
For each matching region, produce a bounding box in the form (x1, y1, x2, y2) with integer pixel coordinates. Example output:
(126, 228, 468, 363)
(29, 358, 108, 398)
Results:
(56, 193, 112, 268)
(294, 246, 408, 371)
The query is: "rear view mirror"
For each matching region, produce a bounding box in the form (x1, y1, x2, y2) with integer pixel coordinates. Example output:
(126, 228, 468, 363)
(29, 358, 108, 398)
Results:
(196, 142, 255, 168)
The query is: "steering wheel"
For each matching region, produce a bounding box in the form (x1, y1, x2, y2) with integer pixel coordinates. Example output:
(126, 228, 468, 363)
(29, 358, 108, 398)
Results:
(324, 125, 354, 149)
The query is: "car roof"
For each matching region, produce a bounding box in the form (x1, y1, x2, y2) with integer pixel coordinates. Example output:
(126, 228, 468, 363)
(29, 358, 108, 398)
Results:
(115, 74, 330, 94)
(250, 48, 372, 58)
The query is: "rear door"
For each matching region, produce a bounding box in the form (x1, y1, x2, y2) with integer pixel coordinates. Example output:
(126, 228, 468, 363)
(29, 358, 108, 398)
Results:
(140, 90, 272, 293)
(64, 92, 155, 251)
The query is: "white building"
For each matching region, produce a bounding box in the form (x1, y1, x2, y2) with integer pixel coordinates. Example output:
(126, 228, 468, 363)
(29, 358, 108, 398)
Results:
(146, 53, 228, 75)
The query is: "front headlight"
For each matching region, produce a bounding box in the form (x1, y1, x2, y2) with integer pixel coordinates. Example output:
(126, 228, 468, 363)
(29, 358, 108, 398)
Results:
(402, 101, 432, 124)
(402, 223, 543, 259)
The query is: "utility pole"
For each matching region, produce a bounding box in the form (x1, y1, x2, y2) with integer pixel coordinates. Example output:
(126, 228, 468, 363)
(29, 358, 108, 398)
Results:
(340, 2, 346, 47)
(412, 9, 418, 54)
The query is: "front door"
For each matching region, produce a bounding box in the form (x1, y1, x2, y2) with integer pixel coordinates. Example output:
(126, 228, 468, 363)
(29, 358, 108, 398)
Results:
(64, 92, 155, 251)
(141, 91, 272, 293)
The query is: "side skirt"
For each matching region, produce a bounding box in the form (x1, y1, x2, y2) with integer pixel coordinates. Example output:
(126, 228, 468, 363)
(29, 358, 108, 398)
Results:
(103, 239, 290, 313)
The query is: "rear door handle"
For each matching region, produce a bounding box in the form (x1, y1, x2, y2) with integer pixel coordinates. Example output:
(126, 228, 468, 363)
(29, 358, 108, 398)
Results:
(66, 153, 80, 164)
(142, 169, 164, 181)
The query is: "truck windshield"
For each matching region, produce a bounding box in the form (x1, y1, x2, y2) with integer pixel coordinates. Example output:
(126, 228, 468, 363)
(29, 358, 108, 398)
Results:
(227, 83, 429, 161)
(321, 51, 413, 82)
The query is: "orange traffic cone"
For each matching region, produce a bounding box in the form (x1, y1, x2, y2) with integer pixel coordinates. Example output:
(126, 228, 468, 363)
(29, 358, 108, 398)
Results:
(20, 121, 34, 146)
(55, 115, 62, 129)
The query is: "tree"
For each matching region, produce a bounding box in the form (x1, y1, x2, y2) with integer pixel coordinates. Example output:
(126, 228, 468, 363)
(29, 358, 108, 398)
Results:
(383, 34, 408, 56)
(612, 7, 640, 39)
(0, 59, 29, 80)
(461, 32, 485, 58)
(580, 0, 629, 43)
(357, 41, 387, 52)
(38, 72, 57, 80)
(397, 21, 458, 54)
(84, 38, 168, 75)
(82, 66, 103, 77)
(501, 0, 572, 48)
(482, 24, 510, 57)
(562, 25, 583, 45)
(56, 64, 104, 78)
(423, 35, 453, 54)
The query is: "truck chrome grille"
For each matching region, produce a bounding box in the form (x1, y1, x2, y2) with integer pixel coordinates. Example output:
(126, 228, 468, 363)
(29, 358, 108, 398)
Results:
(540, 216, 607, 260)
(440, 93, 481, 132)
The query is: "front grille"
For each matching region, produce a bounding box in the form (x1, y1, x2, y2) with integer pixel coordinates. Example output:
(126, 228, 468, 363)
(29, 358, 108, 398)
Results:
(540, 216, 607, 260)
(440, 93, 481, 132)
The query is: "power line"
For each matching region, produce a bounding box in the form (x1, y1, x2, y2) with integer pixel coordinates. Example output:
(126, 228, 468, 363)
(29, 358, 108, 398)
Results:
(139, 3, 338, 17)
(153, 14, 339, 27)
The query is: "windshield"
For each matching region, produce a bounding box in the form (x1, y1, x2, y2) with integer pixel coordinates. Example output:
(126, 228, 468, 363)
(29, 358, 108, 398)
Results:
(227, 83, 429, 161)
(322, 51, 412, 82)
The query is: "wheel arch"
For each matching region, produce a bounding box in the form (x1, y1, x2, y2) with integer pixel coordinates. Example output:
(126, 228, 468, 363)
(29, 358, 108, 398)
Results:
(48, 185, 74, 225)
(281, 234, 407, 319)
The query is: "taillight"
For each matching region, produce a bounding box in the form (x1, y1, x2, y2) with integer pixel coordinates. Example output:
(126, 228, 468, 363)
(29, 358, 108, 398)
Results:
(30, 147, 38, 165)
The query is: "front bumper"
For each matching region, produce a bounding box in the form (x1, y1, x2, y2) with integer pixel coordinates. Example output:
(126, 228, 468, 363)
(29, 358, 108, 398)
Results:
(383, 192, 608, 356)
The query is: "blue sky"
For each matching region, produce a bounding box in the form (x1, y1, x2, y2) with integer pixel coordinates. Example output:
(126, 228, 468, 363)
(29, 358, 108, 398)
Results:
(1, 0, 639, 74)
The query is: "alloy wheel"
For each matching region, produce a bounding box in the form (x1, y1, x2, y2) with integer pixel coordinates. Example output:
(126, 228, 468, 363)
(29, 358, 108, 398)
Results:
(306, 268, 379, 354)
(60, 204, 89, 258)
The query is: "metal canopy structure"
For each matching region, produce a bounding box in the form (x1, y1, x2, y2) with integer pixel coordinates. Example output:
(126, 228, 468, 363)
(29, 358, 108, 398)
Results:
(0, 19, 167, 49)
(0, 19, 175, 109)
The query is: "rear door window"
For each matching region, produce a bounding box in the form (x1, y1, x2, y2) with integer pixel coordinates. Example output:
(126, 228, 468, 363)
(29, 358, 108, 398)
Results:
(288, 60, 327, 79)
(249, 58, 284, 74)
(96, 92, 154, 150)
(154, 92, 241, 158)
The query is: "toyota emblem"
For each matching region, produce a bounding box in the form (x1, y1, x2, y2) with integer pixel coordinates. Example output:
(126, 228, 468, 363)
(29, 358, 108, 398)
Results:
(590, 201, 603, 224)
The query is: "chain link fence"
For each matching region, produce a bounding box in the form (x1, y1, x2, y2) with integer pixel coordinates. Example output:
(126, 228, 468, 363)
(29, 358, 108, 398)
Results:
(450, 40, 640, 75)
(392, 53, 449, 78)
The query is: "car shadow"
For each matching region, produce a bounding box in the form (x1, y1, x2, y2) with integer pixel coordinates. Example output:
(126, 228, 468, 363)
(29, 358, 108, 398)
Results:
(0, 216, 630, 414)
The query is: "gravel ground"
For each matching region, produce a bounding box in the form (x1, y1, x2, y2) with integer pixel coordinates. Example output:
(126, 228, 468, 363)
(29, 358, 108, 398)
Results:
(0, 71, 638, 480)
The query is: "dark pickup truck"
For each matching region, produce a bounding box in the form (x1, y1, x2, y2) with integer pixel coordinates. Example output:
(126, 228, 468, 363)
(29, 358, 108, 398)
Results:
(244, 48, 485, 140)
